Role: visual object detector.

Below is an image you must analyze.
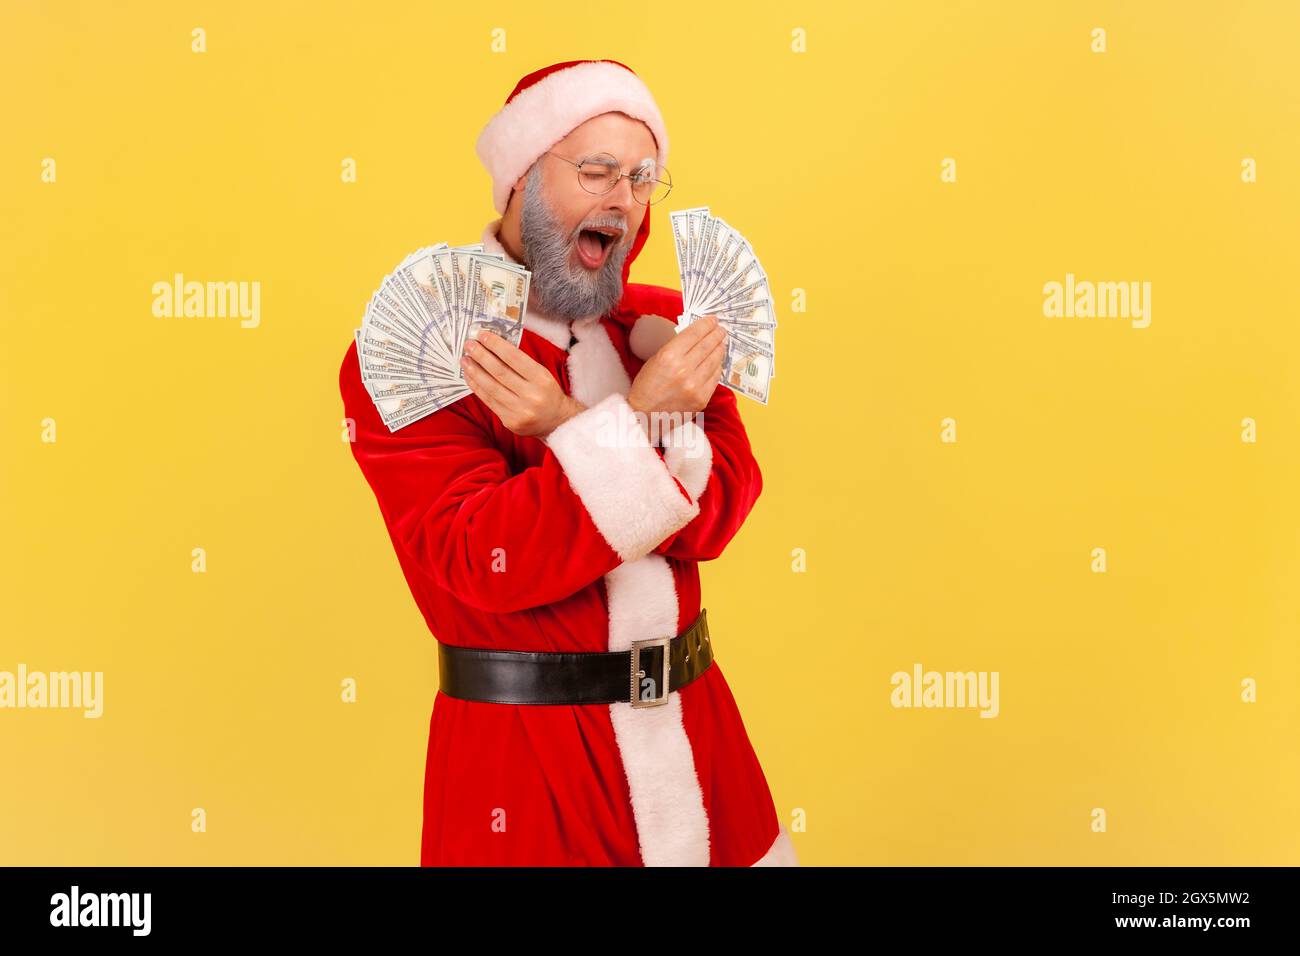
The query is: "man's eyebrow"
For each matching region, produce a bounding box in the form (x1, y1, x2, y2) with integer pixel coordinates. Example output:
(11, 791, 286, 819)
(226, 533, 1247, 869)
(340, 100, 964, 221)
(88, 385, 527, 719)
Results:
(581, 152, 655, 169)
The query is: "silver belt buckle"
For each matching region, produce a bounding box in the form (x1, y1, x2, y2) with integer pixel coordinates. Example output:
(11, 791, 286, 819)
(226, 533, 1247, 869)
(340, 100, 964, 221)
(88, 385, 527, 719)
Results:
(629, 637, 672, 708)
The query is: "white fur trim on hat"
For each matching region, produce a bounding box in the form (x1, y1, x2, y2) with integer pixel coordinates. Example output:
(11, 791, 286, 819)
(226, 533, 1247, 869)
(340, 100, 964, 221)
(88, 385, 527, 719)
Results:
(476, 61, 670, 215)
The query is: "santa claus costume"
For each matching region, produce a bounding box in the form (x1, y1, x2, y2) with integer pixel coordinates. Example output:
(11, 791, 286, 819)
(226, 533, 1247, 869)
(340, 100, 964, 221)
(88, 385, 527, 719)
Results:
(339, 59, 798, 867)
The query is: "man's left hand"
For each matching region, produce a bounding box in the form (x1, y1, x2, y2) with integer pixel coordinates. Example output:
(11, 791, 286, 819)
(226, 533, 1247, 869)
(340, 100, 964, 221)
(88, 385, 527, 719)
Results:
(461, 331, 584, 438)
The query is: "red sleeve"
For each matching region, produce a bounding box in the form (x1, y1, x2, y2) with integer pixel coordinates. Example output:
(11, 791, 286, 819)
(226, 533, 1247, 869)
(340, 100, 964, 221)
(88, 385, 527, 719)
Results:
(649, 381, 763, 562)
(340, 346, 700, 614)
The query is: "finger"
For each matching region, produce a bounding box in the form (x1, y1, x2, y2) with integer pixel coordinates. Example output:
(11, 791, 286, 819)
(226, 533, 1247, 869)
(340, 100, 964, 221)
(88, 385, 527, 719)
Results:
(684, 333, 725, 386)
(699, 334, 727, 375)
(677, 314, 719, 345)
(462, 355, 516, 413)
(465, 337, 527, 393)
(684, 322, 727, 362)
(661, 315, 716, 359)
(655, 314, 711, 360)
(472, 331, 538, 381)
(689, 346, 725, 401)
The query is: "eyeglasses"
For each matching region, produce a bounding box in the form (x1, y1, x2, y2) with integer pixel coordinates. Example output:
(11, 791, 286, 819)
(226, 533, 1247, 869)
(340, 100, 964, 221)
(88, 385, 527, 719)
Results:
(544, 150, 673, 206)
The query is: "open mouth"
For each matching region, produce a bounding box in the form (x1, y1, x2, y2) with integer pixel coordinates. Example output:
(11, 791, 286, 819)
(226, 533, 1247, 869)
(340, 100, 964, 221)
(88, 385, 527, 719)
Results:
(575, 226, 622, 270)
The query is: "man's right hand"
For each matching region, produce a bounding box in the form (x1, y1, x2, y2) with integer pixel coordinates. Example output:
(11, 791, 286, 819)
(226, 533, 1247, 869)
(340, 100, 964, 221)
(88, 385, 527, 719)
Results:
(627, 315, 727, 420)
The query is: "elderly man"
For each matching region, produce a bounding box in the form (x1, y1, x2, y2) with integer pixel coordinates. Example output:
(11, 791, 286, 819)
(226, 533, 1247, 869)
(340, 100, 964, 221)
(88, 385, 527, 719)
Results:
(339, 58, 797, 867)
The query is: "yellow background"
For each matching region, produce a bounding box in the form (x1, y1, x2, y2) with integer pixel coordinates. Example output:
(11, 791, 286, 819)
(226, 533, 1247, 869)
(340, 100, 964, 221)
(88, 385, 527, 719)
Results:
(2, 0, 1297, 865)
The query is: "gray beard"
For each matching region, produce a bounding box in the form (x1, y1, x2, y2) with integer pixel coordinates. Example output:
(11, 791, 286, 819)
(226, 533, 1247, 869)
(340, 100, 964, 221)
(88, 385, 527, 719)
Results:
(519, 163, 630, 322)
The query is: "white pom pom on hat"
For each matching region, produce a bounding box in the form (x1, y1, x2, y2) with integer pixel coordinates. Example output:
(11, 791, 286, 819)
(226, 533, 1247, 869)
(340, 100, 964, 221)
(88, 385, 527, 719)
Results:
(628, 314, 679, 361)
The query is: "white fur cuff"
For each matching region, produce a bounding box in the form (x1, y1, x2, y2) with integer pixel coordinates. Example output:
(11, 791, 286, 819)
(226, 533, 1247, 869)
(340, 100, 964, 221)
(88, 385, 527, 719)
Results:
(659, 417, 713, 501)
(543, 393, 700, 562)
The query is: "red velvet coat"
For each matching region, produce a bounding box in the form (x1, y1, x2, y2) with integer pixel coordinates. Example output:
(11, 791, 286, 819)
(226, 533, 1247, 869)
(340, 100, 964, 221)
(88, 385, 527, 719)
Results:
(338, 212, 797, 867)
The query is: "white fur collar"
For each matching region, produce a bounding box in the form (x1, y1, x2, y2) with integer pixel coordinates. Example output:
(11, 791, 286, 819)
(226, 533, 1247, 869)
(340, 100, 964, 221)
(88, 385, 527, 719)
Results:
(480, 218, 576, 353)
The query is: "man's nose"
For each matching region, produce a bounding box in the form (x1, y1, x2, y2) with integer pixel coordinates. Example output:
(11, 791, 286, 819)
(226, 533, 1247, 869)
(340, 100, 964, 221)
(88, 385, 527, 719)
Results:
(602, 173, 636, 211)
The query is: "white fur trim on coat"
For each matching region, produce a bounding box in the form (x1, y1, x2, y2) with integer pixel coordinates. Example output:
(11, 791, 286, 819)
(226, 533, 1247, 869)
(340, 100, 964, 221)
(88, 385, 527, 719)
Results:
(541, 392, 698, 563)
(483, 223, 727, 866)
(568, 313, 632, 401)
(476, 61, 670, 215)
(561, 304, 715, 866)
(605, 555, 711, 866)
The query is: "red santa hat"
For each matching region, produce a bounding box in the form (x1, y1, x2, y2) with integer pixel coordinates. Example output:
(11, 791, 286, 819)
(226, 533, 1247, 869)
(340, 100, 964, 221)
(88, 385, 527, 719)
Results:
(475, 59, 670, 217)
(476, 60, 674, 353)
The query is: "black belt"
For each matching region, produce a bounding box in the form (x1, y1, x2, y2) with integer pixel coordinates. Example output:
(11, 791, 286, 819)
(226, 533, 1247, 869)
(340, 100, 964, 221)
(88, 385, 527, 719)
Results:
(437, 608, 714, 707)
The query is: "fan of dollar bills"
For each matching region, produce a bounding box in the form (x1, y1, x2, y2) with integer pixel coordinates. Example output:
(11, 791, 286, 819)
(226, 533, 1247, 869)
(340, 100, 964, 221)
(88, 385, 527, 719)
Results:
(354, 243, 531, 432)
(355, 210, 775, 431)
(670, 207, 775, 404)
